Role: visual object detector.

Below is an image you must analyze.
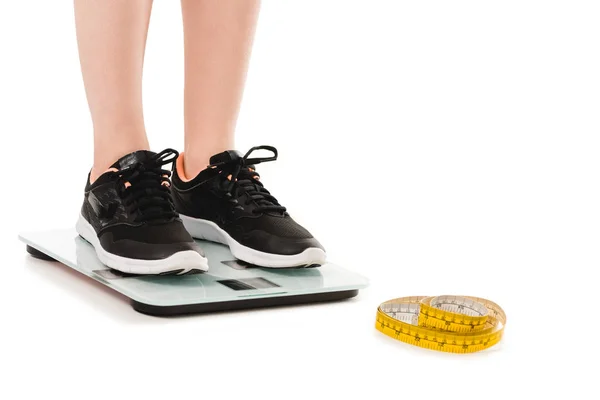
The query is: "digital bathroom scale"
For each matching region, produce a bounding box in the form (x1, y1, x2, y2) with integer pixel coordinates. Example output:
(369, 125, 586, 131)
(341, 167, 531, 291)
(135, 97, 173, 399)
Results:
(19, 229, 368, 316)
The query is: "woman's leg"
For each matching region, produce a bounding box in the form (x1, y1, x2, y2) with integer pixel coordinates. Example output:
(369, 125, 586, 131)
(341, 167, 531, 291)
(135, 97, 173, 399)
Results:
(181, 0, 261, 178)
(75, 0, 153, 182)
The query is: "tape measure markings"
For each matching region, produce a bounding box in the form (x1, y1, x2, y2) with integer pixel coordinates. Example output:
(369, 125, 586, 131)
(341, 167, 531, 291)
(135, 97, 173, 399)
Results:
(375, 295, 506, 353)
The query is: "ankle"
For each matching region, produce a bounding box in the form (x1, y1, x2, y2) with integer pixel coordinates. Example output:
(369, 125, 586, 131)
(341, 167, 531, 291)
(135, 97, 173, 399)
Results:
(91, 141, 150, 183)
(90, 165, 112, 183)
(90, 156, 125, 183)
(183, 142, 233, 179)
(180, 153, 207, 181)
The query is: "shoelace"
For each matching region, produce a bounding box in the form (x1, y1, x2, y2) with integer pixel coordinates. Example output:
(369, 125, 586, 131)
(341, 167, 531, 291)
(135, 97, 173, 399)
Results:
(210, 145, 287, 215)
(117, 149, 179, 223)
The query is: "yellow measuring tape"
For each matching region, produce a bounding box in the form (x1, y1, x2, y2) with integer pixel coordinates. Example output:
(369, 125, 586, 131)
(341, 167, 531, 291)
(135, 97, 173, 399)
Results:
(375, 295, 506, 353)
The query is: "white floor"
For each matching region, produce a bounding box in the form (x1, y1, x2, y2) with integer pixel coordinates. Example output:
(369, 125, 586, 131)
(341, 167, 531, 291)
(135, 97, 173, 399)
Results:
(4, 207, 594, 400)
(2, 1, 599, 399)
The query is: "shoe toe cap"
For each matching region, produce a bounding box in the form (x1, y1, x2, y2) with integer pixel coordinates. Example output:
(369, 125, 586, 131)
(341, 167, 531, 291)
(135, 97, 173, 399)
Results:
(240, 230, 325, 256)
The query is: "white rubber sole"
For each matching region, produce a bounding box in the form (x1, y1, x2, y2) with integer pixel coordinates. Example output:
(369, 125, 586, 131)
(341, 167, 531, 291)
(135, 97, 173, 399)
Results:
(76, 215, 209, 275)
(180, 215, 327, 268)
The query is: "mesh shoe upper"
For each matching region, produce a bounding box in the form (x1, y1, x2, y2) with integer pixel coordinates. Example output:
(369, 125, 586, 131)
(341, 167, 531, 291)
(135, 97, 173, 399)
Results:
(81, 149, 204, 260)
(171, 146, 324, 255)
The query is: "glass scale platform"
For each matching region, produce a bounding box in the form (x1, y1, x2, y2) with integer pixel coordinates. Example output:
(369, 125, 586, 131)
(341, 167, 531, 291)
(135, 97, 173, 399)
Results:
(19, 229, 369, 316)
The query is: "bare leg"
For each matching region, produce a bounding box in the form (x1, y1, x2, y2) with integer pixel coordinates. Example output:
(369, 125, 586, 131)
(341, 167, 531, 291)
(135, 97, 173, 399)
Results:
(181, 0, 261, 178)
(75, 0, 153, 182)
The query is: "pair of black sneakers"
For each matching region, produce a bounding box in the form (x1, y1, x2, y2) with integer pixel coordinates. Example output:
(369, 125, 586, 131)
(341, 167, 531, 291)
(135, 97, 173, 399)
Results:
(77, 146, 326, 275)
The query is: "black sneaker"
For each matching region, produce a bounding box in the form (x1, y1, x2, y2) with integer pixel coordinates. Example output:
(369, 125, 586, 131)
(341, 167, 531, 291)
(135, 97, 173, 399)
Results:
(76, 149, 209, 275)
(171, 145, 326, 268)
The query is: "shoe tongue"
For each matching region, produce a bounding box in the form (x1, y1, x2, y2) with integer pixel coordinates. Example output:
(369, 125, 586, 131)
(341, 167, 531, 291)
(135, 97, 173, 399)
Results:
(110, 150, 157, 170)
(209, 150, 242, 166)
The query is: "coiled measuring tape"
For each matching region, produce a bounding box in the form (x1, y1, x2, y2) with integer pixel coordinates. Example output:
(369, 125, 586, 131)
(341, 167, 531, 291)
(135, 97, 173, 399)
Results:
(375, 296, 506, 353)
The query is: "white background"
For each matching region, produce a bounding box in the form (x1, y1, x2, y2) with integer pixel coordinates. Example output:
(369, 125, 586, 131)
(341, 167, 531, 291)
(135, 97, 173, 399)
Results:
(0, 1, 598, 399)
